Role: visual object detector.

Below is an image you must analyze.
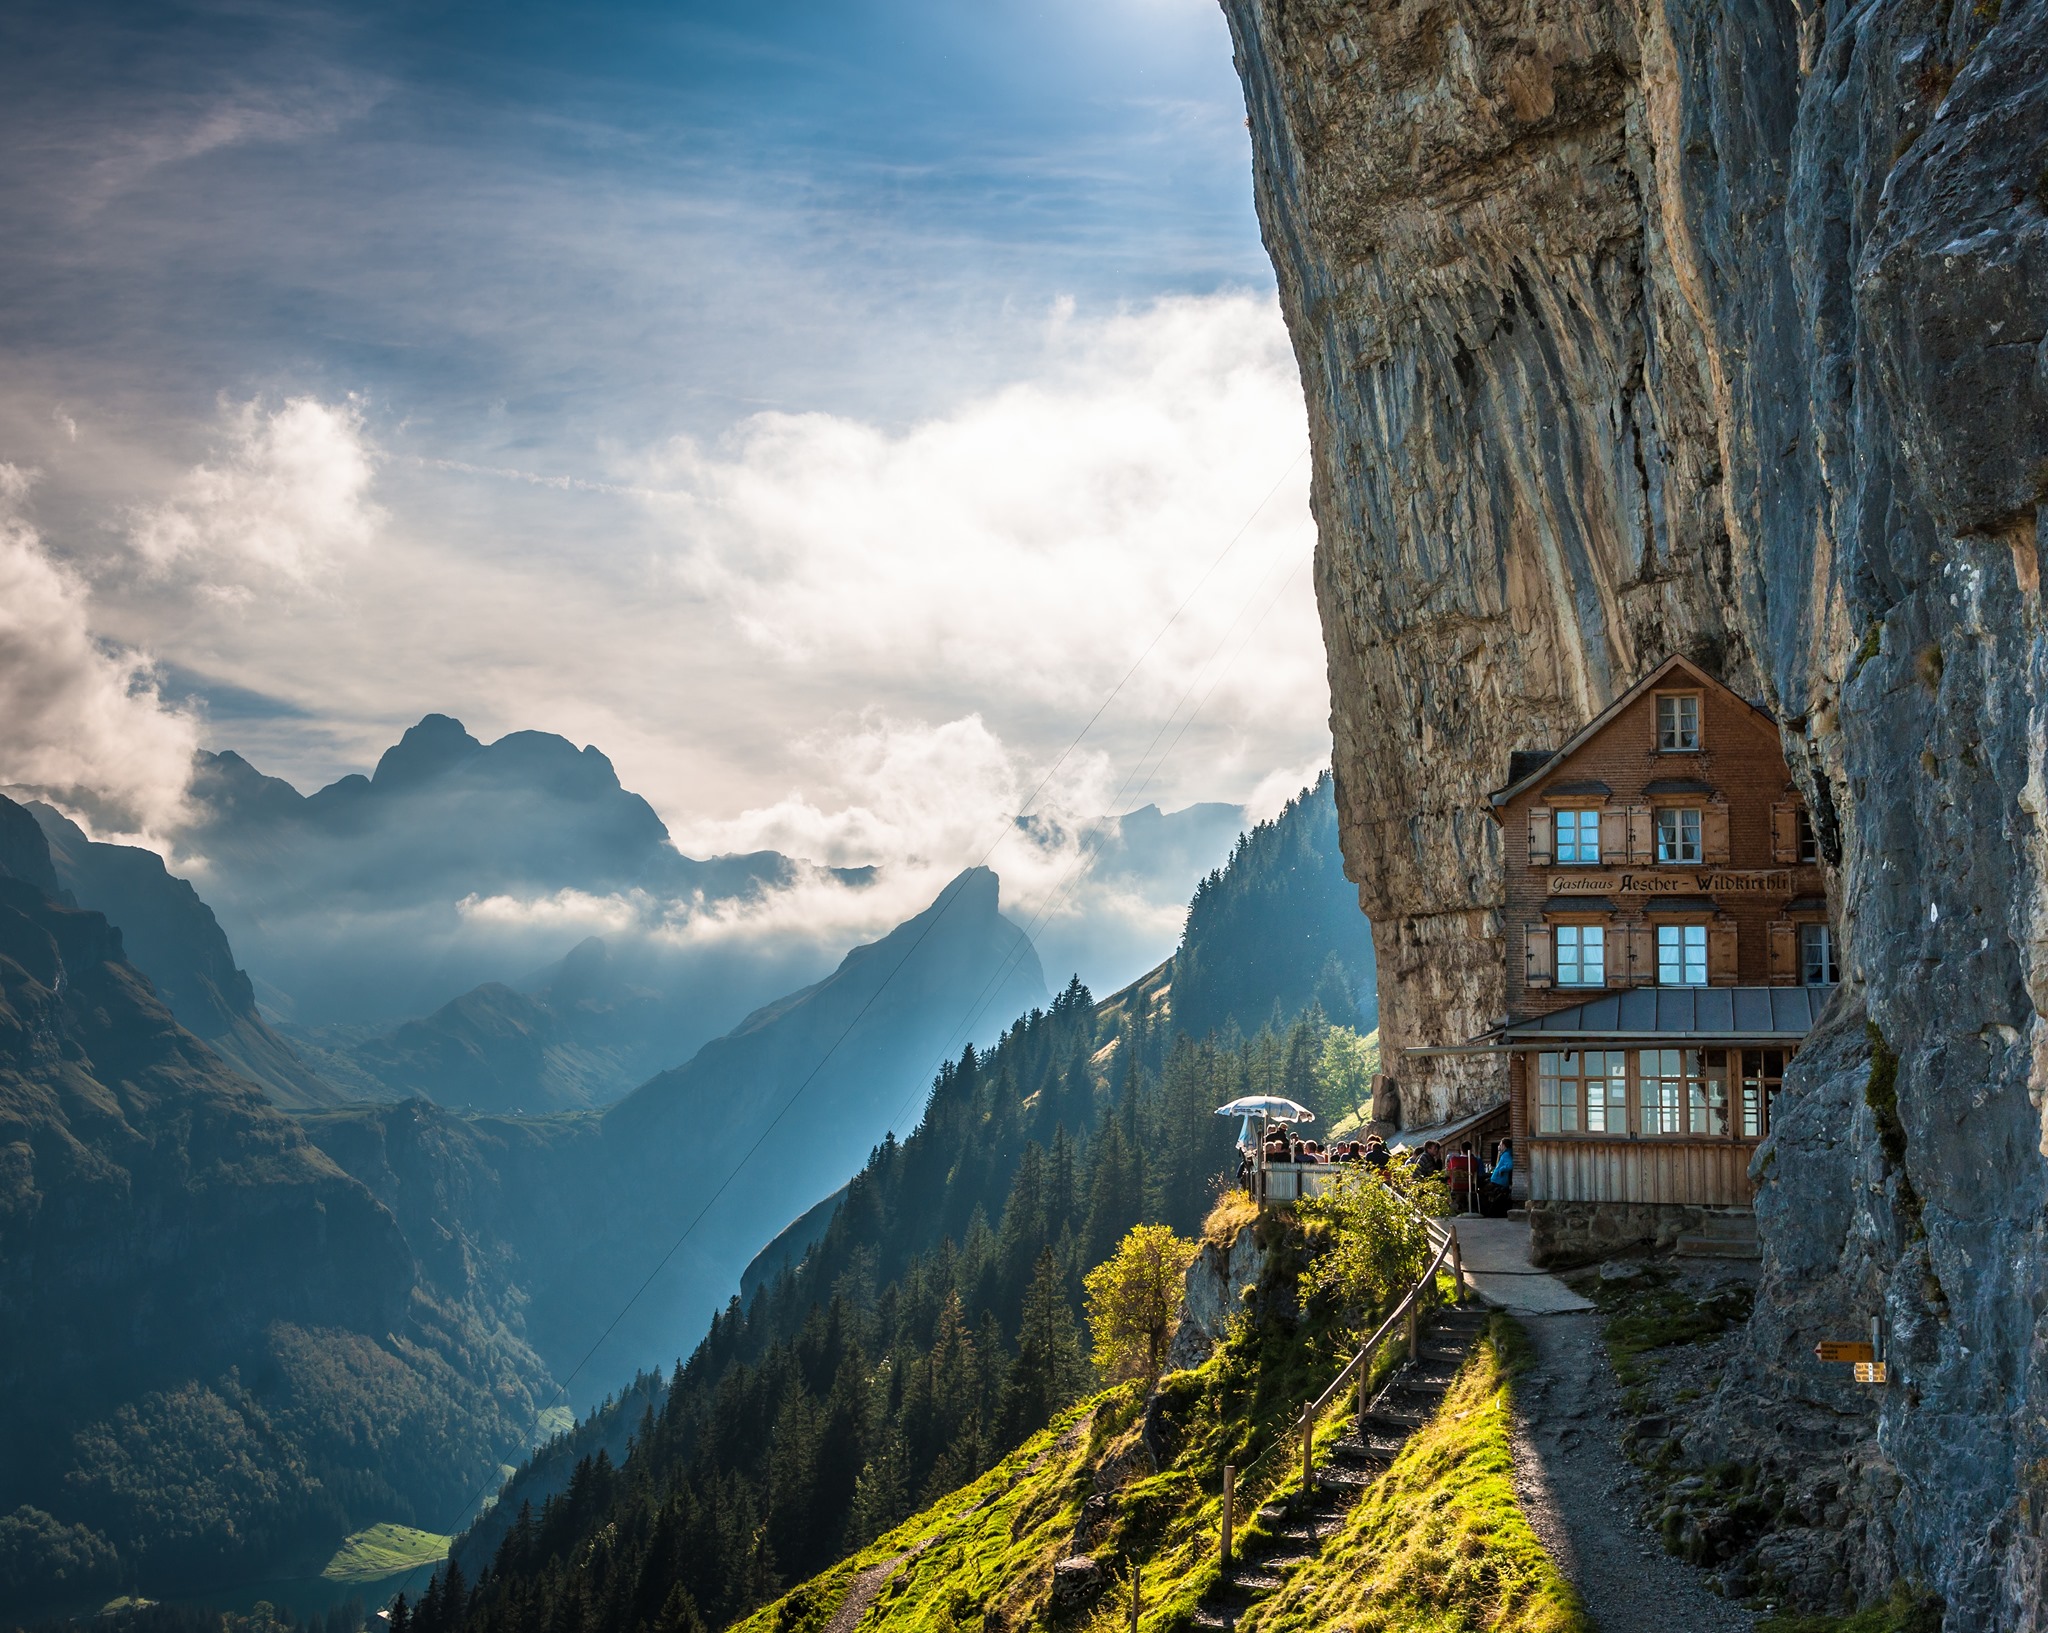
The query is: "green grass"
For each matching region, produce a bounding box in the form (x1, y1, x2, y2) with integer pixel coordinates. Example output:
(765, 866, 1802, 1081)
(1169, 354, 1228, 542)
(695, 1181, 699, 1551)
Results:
(1242, 1316, 1588, 1633)
(731, 1311, 1581, 1633)
(320, 1522, 453, 1583)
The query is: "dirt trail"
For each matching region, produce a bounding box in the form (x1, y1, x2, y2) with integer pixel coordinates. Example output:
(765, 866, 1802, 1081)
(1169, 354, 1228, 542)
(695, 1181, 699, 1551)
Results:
(1508, 1311, 1754, 1633)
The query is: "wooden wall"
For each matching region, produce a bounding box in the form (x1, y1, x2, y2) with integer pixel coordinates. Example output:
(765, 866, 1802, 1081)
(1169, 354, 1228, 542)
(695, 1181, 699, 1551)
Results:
(1528, 1137, 1757, 1206)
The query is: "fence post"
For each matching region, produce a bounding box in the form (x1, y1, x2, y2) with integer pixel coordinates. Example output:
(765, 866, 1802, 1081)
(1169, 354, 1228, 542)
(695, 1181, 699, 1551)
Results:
(1131, 1565, 1141, 1633)
(1300, 1401, 1314, 1493)
(1405, 1302, 1420, 1365)
(1450, 1228, 1465, 1305)
(1221, 1464, 1235, 1565)
(1356, 1347, 1370, 1429)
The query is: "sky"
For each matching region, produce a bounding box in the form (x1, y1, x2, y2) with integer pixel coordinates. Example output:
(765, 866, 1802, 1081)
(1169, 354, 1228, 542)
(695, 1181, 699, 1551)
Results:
(0, 0, 1327, 967)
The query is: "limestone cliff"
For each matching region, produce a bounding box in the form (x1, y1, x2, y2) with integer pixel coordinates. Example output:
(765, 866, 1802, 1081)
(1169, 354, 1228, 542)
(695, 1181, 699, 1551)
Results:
(1220, 0, 2047, 1622)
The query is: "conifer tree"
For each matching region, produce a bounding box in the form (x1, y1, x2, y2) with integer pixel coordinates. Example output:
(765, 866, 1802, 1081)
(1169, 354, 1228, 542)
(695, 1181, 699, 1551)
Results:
(1002, 1246, 1086, 1439)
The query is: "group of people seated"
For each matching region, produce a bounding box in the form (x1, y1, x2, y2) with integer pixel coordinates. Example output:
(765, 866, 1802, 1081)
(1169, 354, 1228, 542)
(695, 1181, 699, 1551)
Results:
(1255, 1130, 1395, 1168)
(1243, 1128, 1517, 1217)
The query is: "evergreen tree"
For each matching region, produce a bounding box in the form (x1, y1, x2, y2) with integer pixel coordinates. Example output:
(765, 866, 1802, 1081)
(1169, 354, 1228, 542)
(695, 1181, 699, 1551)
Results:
(1002, 1246, 1087, 1439)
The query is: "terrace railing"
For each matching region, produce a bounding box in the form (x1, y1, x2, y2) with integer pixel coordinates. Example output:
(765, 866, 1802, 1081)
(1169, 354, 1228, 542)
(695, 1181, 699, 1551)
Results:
(1218, 1207, 1464, 1563)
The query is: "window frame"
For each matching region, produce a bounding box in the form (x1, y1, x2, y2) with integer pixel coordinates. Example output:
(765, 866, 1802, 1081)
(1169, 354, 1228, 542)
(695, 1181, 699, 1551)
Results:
(1795, 806, 1820, 865)
(1554, 921, 1607, 988)
(1655, 691, 1703, 753)
(1655, 805, 1704, 865)
(1526, 1048, 1781, 1141)
(1800, 921, 1839, 986)
(1654, 921, 1710, 986)
(1553, 805, 1602, 866)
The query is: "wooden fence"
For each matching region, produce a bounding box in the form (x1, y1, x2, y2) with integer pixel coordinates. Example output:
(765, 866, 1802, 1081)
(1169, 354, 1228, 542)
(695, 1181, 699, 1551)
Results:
(1217, 1211, 1464, 1562)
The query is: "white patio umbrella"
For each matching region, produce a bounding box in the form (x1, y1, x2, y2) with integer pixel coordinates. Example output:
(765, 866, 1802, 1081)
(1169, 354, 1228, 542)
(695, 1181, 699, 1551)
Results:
(1216, 1095, 1315, 1152)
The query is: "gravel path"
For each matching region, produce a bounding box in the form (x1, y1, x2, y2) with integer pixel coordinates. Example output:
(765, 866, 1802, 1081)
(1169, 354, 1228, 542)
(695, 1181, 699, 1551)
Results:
(1507, 1311, 1754, 1633)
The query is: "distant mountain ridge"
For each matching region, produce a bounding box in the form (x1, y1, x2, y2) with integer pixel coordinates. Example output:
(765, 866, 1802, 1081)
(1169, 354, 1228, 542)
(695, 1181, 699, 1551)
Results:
(303, 864, 1048, 1408)
(177, 714, 857, 1029)
(0, 795, 551, 1613)
(26, 802, 347, 1109)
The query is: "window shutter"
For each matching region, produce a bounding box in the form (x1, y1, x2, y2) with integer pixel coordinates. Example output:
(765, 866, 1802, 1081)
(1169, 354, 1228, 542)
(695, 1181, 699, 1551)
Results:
(1708, 918, 1739, 985)
(1627, 804, 1654, 862)
(1767, 920, 1798, 986)
(1703, 799, 1731, 864)
(1627, 923, 1655, 984)
(1605, 925, 1633, 987)
(1599, 805, 1627, 863)
(1771, 801, 1800, 864)
(1528, 806, 1553, 866)
(1525, 924, 1553, 988)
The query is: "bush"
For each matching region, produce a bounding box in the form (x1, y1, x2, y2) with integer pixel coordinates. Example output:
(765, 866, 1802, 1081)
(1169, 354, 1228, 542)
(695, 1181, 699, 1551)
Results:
(1297, 1169, 1432, 1321)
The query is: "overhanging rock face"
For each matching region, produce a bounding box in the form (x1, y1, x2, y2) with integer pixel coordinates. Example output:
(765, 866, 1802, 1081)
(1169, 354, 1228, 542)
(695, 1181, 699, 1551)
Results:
(1218, 0, 2048, 1621)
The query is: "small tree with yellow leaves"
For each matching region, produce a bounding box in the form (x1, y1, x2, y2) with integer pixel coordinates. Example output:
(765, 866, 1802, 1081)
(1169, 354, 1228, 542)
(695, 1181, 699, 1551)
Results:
(1083, 1223, 1201, 1383)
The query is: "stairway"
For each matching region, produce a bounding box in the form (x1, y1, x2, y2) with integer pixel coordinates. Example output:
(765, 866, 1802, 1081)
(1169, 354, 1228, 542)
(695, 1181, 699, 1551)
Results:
(1190, 1306, 1490, 1630)
(1673, 1210, 1760, 1261)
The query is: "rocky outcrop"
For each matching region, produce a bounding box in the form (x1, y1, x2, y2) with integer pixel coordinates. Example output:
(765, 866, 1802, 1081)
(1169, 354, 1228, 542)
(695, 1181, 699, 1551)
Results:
(1221, 0, 2048, 1623)
(1167, 1223, 1266, 1370)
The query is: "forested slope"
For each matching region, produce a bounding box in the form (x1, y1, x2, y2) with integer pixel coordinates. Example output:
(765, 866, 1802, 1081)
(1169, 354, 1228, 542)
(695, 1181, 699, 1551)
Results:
(434, 778, 1373, 1630)
(0, 797, 548, 1613)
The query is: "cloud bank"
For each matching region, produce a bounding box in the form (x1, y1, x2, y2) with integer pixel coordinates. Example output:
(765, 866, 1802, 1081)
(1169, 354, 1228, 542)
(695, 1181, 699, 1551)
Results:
(0, 466, 197, 836)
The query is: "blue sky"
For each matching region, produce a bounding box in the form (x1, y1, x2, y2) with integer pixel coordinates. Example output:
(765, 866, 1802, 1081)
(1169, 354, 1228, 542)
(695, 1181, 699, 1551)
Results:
(0, 0, 1324, 980)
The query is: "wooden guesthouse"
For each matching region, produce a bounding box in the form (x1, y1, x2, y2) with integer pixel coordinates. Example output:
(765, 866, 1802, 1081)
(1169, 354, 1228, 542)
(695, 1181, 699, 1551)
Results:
(1479, 655, 1839, 1261)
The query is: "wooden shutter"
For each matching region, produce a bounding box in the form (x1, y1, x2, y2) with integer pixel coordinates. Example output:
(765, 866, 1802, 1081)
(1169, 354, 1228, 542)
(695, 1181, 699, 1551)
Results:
(1703, 799, 1731, 864)
(1767, 919, 1798, 985)
(1771, 801, 1800, 863)
(1525, 924, 1553, 988)
(1599, 805, 1627, 864)
(1527, 806, 1553, 866)
(1605, 925, 1634, 987)
(1708, 918, 1739, 985)
(1627, 805, 1654, 862)
(1626, 922, 1655, 984)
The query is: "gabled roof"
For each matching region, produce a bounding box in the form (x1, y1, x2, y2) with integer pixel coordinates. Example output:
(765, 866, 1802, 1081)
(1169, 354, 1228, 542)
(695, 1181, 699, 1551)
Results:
(1488, 654, 1778, 810)
(1500, 985, 1828, 1042)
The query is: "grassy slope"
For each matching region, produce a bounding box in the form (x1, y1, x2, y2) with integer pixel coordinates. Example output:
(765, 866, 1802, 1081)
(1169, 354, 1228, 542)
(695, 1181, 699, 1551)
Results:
(734, 1308, 1580, 1633)
(1244, 1317, 1584, 1633)
(321, 1523, 454, 1583)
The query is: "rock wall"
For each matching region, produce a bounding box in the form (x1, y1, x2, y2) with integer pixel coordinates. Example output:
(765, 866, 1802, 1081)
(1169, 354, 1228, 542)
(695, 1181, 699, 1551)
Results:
(1220, 0, 2048, 1623)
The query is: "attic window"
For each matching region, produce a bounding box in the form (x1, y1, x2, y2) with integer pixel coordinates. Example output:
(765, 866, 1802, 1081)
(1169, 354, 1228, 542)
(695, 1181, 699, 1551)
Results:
(1656, 693, 1701, 752)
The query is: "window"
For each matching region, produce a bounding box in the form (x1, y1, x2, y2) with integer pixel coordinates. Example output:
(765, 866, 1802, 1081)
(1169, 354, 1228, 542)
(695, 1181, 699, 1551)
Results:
(1694, 1054, 1731, 1136)
(1537, 1050, 1628, 1133)
(1657, 694, 1700, 751)
(1556, 924, 1605, 987)
(1555, 808, 1600, 864)
(1640, 1048, 1688, 1134)
(1796, 806, 1820, 864)
(1655, 806, 1702, 864)
(1584, 1050, 1628, 1133)
(1801, 923, 1839, 986)
(1656, 923, 1708, 985)
(1739, 1049, 1784, 1139)
(1536, 1052, 1579, 1133)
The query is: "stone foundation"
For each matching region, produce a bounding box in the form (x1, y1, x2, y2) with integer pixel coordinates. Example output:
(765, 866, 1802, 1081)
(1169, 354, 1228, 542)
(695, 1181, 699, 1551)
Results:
(1529, 1200, 1714, 1267)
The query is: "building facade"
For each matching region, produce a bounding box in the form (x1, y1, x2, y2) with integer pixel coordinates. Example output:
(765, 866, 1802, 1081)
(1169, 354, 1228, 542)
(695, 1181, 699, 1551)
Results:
(1483, 655, 1838, 1262)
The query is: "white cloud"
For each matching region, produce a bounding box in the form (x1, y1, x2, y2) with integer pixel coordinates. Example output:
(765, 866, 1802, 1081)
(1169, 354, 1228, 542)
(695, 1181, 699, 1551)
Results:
(0, 465, 198, 836)
(638, 291, 1320, 725)
(129, 396, 382, 593)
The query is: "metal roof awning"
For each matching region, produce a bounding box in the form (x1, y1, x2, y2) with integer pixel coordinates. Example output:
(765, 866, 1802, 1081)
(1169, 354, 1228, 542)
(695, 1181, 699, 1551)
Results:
(1403, 986, 1831, 1057)
(1499, 985, 1829, 1043)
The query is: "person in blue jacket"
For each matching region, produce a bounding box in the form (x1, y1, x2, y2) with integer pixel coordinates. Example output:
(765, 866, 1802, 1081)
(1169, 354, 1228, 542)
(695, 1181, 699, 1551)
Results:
(1489, 1138, 1514, 1188)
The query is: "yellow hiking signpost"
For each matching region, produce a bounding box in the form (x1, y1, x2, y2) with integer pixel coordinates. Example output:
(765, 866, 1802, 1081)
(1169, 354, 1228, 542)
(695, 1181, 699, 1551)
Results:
(1815, 1321, 1886, 1382)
